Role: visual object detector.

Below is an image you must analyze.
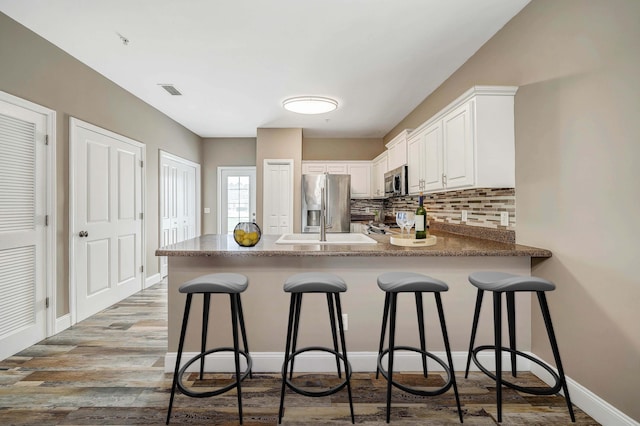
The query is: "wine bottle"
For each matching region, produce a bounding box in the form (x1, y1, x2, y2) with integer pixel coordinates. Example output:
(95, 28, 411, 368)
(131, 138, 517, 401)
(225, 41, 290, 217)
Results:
(415, 193, 427, 239)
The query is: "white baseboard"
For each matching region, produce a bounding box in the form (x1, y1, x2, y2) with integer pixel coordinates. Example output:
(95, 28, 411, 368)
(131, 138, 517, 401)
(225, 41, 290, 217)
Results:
(145, 273, 162, 288)
(164, 350, 638, 425)
(54, 313, 71, 334)
(164, 350, 529, 374)
(529, 353, 639, 426)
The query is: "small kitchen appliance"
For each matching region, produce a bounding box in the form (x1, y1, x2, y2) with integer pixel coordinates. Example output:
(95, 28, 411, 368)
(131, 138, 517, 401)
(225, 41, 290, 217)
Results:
(384, 165, 408, 197)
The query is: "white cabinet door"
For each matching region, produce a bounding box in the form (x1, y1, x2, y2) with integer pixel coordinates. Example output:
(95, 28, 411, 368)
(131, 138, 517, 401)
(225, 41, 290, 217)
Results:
(371, 152, 388, 198)
(347, 163, 371, 198)
(326, 163, 348, 174)
(407, 131, 425, 194)
(423, 122, 444, 192)
(302, 163, 326, 174)
(385, 130, 410, 171)
(443, 101, 474, 189)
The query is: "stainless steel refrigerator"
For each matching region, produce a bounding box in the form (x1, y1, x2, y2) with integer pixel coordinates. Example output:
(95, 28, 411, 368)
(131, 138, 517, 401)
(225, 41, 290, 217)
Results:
(301, 174, 351, 233)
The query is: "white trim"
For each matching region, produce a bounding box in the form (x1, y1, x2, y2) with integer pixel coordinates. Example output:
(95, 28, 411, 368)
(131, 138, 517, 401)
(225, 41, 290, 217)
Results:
(145, 273, 163, 288)
(69, 117, 146, 325)
(0, 91, 57, 339)
(54, 314, 71, 334)
(164, 350, 528, 374)
(529, 353, 639, 426)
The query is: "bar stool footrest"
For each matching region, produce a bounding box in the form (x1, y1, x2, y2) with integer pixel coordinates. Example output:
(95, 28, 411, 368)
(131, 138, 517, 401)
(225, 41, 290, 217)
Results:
(283, 346, 352, 397)
(377, 346, 454, 397)
(471, 345, 563, 395)
(177, 347, 253, 398)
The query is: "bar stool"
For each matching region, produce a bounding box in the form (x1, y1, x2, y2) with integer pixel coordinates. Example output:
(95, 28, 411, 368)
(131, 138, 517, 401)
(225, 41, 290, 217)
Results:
(167, 273, 252, 425)
(278, 272, 354, 424)
(376, 272, 463, 423)
(464, 271, 575, 423)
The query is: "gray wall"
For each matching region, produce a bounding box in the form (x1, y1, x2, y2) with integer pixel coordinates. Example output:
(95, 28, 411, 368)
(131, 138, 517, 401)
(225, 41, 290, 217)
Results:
(202, 138, 257, 234)
(388, 0, 640, 420)
(0, 12, 203, 315)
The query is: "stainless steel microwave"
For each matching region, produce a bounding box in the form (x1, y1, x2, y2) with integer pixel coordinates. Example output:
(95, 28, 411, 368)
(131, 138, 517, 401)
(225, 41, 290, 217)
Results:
(384, 165, 408, 197)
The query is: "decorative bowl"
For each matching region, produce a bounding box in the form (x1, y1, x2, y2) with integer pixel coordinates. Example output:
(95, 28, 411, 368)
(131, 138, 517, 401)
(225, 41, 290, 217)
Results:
(233, 222, 262, 247)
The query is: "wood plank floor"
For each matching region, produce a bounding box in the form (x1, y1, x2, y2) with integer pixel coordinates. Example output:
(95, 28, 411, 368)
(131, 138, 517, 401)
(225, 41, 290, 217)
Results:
(0, 282, 598, 425)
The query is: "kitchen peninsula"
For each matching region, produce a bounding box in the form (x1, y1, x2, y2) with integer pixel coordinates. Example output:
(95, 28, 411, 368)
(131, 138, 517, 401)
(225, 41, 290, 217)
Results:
(156, 231, 551, 372)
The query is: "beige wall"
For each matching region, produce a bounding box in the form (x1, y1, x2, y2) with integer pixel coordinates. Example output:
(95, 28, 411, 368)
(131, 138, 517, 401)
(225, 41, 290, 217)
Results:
(256, 128, 303, 232)
(387, 0, 640, 420)
(303, 137, 384, 161)
(201, 138, 257, 234)
(0, 13, 202, 315)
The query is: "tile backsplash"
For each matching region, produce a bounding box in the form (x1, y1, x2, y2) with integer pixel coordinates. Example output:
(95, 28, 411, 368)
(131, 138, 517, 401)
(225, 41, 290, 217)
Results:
(352, 188, 516, 231)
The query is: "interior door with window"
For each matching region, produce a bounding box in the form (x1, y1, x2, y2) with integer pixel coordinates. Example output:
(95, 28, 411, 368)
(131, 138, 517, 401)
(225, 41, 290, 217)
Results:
(218, 167, 256, 234)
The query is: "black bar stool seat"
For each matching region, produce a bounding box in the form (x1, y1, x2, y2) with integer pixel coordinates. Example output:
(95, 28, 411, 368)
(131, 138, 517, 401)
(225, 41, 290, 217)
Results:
(464, 271, 575, 423)
(166, 273, 252, 425)
(376, 272, 463, 423)
(278, 272, 354, 424)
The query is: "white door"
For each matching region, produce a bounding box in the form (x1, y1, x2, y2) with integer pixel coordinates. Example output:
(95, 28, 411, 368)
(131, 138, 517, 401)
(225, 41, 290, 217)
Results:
(70, 118, 144, 323)
(218, 167, 256, 234)
(159, 151, 200, 277)
(263, 160, 293, 235)
(0, 94, 51, 361)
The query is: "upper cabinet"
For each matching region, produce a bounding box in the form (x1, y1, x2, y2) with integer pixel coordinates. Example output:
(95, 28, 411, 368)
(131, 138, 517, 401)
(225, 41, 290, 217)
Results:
(407, 86, 517, 194)
(302, 161, 371, 198)
(385, 129, 411, 171)
(371, 151, 388, 198)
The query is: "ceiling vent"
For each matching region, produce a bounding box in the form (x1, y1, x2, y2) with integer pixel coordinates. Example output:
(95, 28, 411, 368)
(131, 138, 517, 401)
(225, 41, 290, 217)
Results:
(159, 84, 182, 96)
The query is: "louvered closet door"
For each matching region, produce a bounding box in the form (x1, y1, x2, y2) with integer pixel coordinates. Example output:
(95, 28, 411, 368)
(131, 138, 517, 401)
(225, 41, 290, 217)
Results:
(0, 101, 47, 361)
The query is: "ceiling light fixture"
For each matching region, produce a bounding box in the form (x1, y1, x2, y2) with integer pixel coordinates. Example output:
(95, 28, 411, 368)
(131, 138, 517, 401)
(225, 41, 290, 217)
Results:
(283, 96, 338, 114)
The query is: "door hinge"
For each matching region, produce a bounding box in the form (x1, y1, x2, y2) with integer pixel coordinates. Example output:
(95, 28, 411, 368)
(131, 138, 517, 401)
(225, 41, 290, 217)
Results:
(45, 297, 50, 309)
(45, 215, 49, 226)
(140, 160, 144, 167)
(45, 135, 49, 145)
(139, 212, 144, 220)
(140, 265, 144, 273)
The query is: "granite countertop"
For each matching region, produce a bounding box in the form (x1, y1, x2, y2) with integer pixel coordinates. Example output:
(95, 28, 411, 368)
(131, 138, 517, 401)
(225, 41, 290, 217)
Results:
(155, 231, 551, 258)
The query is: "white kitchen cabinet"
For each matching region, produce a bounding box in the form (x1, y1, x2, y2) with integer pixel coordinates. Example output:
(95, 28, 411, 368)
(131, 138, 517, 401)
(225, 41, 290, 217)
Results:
(302, 163, 327, 174)
(302, 161, 371, 198)
(407, 86, 517, 194)
(408, 121, 442, 193)
(385, 129, 411, 171)
(371, 151, 388, 198)
(347, 162, 371, 198)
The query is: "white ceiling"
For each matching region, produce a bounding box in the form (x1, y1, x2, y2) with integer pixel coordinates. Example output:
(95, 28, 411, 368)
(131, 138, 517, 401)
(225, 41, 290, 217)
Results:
(0, 0, 529, 138)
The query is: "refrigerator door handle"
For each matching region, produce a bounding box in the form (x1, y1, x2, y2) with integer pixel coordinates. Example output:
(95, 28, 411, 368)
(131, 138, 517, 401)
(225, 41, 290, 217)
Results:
(325, 177, 332, 227)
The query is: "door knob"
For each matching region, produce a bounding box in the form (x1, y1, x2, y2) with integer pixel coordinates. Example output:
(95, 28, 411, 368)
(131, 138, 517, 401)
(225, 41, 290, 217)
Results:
(78, 231, 88, 237)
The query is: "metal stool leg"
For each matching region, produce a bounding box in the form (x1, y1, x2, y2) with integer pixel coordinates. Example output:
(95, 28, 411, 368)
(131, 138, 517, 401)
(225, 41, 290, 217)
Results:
(167, 294, 192, 425)
(327, 293, 342, 378)
(200, 293, 211, 380)
(506, 291, 517, 377)
(435, 293, 464, 423)
(376, 292, 390, 379)
(465, 289, 484, 378)
(236, 295, 252, 379)
(386, 293, 398, 424)
(415, 292, 428, 377)
(537, 292, 576, 422)
(229, 294, 244, 424)
(493, 291, 503, 423)
(288, 293, 303, 379)
(335, 294, 355, 424)
(278, 293, 297, 424)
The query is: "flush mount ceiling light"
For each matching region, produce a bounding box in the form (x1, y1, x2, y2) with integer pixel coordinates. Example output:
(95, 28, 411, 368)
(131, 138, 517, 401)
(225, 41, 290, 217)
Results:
(282, 96, 338, 114)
